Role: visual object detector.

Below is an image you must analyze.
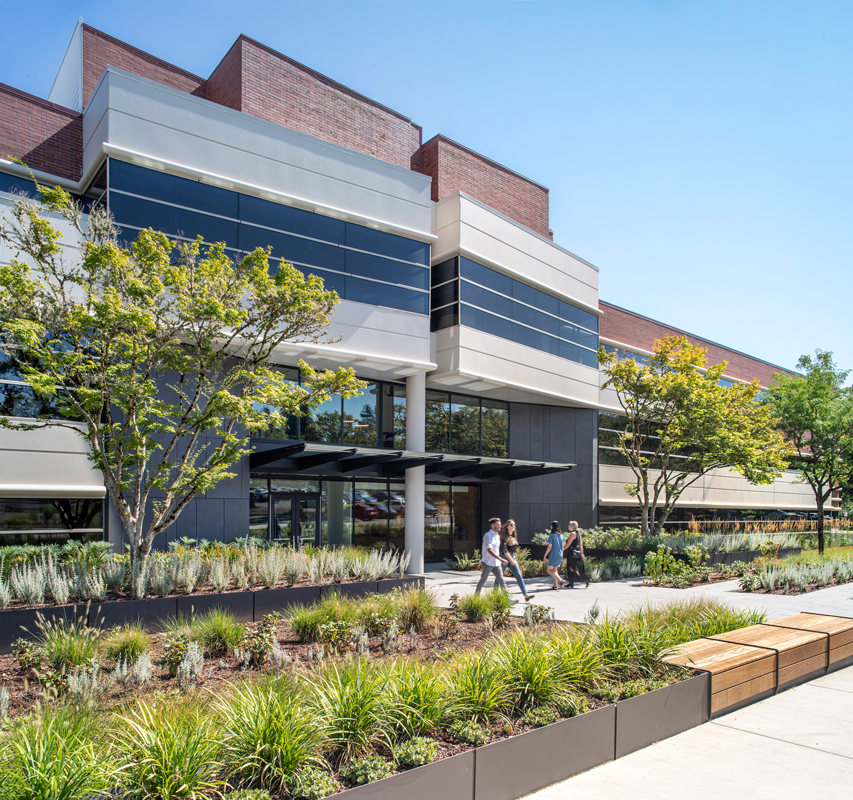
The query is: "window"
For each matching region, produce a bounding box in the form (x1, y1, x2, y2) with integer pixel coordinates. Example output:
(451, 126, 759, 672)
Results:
(107, 159, 430, 315)
(431, 256, 599, 369)
(0, 497, 103, 544)
(423, 390, 509, 457)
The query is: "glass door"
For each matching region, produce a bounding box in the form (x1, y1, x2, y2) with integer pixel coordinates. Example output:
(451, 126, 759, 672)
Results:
(270, 493, 320, 547)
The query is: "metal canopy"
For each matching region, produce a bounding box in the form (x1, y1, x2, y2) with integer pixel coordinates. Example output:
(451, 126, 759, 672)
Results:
(251, 440, 574, 482)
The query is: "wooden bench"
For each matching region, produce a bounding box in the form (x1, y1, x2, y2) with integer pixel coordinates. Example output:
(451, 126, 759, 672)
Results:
(710, 624, 827, 691)
(766, 613, 853, 673)
(661, 638, 776, 717)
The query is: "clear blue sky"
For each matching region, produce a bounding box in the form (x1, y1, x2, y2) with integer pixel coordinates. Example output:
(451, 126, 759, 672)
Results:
(3, 1, 851, 377)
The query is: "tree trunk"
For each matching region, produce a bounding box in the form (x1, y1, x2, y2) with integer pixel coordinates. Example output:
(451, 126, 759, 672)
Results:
(817, 499, 825, 556)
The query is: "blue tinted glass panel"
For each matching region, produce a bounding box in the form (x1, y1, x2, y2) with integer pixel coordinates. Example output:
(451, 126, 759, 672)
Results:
(431, 305, 458, 331)
(239, 194, 295, 231)
(345, 223, 429, 265)
(513, 281, 559, 316)
(559, 340, 598, 368)
(290, 236, 345, 272)
(239, 225, 295, 257)
(110, 160, 238, 218)
(345, 277, 429, 314)
(460, 257, 513, 296)
(431, 257, 458, 286)
(110, 193, 239, 248)
(559, 300, 598, 332)
(0, 172, 38, 198)
(559, 322, 598, 350)
(460, 304, 512, 339)
(345, 250, 429, 290)
(460, 280, 513, 319)
(288, 265, 345, 295)
(512, 301, 559, 335)
(512, 323, 559, 355)
(291, 206, 345, 244)
(431, 280, 458, 309)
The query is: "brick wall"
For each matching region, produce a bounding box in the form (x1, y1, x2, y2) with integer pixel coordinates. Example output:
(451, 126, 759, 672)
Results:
(81, 25, 207, 108)
(0, 84, 82, 180)
(412, 135, 551, 239)
(231, 37, 421, 169)
(206, 38, 243, 112)
(599, 300, 794, 386)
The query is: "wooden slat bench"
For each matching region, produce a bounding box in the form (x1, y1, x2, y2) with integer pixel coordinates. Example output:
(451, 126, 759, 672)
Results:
(709, 624, 827, 691)
(661, 638, 776, 717)
(766, 613, 853, 673)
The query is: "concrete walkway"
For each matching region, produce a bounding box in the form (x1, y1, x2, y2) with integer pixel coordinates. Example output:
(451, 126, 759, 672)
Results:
(423, 562, 853, 622)
(524, 665, 853, 799)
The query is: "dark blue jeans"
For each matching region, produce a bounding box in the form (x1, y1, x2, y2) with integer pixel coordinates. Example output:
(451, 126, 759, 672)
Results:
(507, 562, 528, 595)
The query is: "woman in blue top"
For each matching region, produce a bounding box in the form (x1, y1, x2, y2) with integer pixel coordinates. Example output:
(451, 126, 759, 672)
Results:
(543, 521, 567, 590)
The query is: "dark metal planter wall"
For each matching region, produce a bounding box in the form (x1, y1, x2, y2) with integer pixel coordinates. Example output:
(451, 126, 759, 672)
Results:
(331, 673, 711, 800)
(0, 577, 423, 654)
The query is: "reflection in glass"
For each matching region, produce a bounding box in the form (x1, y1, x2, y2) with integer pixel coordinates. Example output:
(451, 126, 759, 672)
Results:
(249, 478, 270, 538)
(451, 395, 480, 455)
(352, 481, 388, 548)
(481, 399, 509, 457)
(302, 394, 342, 443)
(343, 384, 377, 446)
(322, 481, 352, 546)
(425, 391, 450, 453)
(253, 367, 300, 440)
(424, 485, 451, 558)
(388, 484, 405, 550)
(452, 485, 479, 558)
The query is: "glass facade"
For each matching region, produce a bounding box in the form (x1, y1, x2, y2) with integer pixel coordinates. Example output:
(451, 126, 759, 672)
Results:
(253, 368, 406, 449)
(424, 391, 508, 457)
(107, 159, 430, 316)
(249, 476, 479, 557)
(0, 498, 103, 544)
(600, 505, 816, 526)
(430, 256, 599, 368)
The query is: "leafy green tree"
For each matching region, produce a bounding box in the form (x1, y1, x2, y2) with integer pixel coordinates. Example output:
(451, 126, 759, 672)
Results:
(598, 336, 789, 535)
(0, 182, 364, 560)
(764, 351, 853, 554)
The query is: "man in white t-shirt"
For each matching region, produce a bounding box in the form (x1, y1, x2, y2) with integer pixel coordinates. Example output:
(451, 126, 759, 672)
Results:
(474, 516, 509, 595)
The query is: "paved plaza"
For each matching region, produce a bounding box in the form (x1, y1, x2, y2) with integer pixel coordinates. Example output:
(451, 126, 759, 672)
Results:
(423, 563, 853, 799)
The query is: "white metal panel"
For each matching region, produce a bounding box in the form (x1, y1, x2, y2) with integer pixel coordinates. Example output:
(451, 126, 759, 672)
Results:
(47, 19, 83, 112)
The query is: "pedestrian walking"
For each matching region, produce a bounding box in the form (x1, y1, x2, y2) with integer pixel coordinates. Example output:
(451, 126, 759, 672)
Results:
(563, 520, 590, 588)
(474, 517, 509, 595)
(543, 521, 567, 590)
(500, 520, 534, 601)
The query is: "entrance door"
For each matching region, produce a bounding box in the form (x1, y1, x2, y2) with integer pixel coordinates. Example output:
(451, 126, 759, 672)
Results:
(271, 493, 320, 547)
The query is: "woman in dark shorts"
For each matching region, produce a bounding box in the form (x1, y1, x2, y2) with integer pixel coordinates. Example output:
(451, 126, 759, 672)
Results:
(563, 520, 590, 588)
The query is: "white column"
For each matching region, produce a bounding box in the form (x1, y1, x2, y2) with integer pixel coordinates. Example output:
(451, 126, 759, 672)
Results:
(404, 371, 426, 574)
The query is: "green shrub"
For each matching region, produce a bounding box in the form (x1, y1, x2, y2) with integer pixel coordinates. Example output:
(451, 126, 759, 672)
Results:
(548, 629, 605, 690)
(452, 651, 510, 722)
(289, 766, 339, 800)
(289, 594, 356, 642)
(33, 612, 101, 672)
(224, 790, 271, 800)
(0, 704, 113, 800)
(215, 678, 328, 793)
(384, 660, 453, 737)
(590, 677, 669, 702)
(161, 632, 192, 676)
(521, 706, 558, 728)
(342, 754, 394, 785)
(490, 632, 558, 709)
(553, 692, 589, 718)
(193, 607, 246, 656)
(318, 620, 355, 653)
(446, 719, 489, 745)
(393, 736, 438, 768)
(237, 612, 281, 668)
(456, 593, 492, 622)
(396, 587, 439, 632)
(304, 660, 392, 761)
(100, 624, 151, 663)
(113, 699, 225, 800)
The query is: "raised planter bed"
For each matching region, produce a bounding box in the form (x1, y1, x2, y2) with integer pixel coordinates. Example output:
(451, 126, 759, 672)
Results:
(615, 673, 710, 758)
(586, 547, 801, 564)
(337, 750, 474, 800)
(0, 576, 418, 652)
(176, 590, 254, 622)
(473, 705, 616, 800)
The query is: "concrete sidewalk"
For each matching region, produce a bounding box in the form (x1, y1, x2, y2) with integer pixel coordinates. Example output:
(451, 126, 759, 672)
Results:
(423, 562, 853, 623)
(523, 665, 853, 799)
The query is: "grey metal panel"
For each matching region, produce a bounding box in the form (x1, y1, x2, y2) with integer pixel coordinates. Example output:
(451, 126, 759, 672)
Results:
(549, 406, 577, 463)
(529, 404, 545, 461)
(196, 498, 224, 540)
(474, 706, 616, 800)
(509, 403, 531, 460)
(222, 498, 248, 542)
(543, 471, 563, 502)
(516, 475, 544, 504)
(174, 499, 197, 543)
(337, 751, 474, 800)
(615, 673, 711, 759)
(528, 503, 550, 536)
(511, 503, 531, 540)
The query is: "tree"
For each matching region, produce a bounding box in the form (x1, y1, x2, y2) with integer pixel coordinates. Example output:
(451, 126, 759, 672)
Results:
(0, 181, 364, 560)
(764, 351, 853, 555)
(598, 336, 789, 535)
